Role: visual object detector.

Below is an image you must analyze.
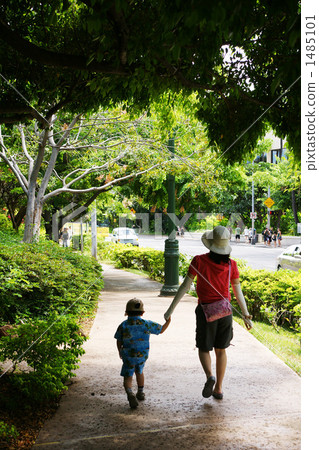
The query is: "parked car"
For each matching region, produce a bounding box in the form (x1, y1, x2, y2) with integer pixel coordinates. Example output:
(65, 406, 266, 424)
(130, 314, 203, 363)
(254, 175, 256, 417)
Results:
(110, 227, 139, 246)
(276, 244, 301, 271)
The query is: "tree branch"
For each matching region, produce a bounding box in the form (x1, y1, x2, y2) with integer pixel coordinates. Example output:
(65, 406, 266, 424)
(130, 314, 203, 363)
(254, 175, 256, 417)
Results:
(0, 19, 128, 75)
(43, 160, 170, 201)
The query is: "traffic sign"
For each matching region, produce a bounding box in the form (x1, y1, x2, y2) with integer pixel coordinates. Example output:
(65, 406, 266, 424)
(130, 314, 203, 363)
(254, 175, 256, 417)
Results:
(250, 212, 257, 219)
(264, 197, 275, 208)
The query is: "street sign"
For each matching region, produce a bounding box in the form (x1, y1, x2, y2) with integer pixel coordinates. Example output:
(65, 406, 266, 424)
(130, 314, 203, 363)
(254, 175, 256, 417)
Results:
(264, 197, 275, 208)
(250, 212, 257, 219)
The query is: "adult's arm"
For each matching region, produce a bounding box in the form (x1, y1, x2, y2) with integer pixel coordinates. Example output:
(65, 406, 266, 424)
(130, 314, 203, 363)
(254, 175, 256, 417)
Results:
(231, 278, 253, 330)
(164, 274, 195, 320)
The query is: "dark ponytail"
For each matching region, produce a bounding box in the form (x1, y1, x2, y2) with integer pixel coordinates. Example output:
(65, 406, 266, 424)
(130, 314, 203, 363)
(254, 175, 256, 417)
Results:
(209, 251, 230, 264)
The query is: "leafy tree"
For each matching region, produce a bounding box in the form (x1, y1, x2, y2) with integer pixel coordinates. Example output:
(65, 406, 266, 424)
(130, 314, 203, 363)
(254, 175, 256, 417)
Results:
(252, 153, 301, 231)
(0, 0, 300, 161)
(0, 110, 177, 242)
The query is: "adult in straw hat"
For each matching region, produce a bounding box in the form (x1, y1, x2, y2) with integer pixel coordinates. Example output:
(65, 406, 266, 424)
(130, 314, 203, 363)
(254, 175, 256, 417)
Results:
(164, 225, 252, 400)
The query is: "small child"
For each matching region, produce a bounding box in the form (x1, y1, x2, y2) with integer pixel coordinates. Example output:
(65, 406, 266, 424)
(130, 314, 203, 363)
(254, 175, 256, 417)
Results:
(114, 298, 171, 409)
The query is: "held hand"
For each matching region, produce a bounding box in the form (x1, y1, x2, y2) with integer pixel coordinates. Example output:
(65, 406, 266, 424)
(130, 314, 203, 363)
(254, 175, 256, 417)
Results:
(243, 315, 253, 330)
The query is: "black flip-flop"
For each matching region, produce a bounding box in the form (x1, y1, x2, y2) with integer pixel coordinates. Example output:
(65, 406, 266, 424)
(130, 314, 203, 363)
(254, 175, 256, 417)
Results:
(212, 391, 223, 400)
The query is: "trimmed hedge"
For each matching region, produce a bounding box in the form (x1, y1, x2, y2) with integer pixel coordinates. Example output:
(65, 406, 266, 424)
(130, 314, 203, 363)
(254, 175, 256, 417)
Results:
(0, 230, 103, 405)
(95, 241, 191, 281)
(238, 266, 301, 332)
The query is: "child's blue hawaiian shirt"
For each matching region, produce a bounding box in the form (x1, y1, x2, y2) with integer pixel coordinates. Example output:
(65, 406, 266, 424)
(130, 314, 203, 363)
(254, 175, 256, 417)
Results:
(114, 316, 162, 377)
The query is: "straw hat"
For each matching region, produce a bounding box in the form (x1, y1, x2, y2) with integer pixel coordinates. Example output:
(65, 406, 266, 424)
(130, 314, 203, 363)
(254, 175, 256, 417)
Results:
(201, 226, 232, 255)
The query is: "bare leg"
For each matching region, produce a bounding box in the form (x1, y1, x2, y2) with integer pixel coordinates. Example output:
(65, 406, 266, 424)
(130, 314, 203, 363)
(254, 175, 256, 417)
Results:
(136, 371, 144, 388)
(123, 376, 133, 391)
(214, 348, 227, 394)
(198, 350, 213, 379)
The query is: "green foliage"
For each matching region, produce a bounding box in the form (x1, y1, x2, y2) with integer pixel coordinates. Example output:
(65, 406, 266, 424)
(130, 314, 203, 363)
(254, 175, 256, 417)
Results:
(241, 319, 300, 375)
(0, 421, 19, 444)
(0, 234, 103, 323)
(0, 214, 11, 230)
(0, 230, 103, 405)
(0, 315, 86, 405)
(238, 266, 301, 332)
(95, 241, 191, 282)
(0, 0, 300, 160)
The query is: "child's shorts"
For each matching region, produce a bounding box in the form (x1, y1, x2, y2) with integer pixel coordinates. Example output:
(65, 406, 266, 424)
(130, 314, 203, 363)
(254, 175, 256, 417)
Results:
(195, 304, 233, 351)
(120, 357, 147, 377)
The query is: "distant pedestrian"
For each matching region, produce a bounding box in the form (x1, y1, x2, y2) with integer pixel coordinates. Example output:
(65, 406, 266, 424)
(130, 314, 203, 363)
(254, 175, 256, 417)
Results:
(269, 227, 274, 246)
(244, 226, 249, 242)
(115, 298, 171, 409)
(248, 228, 252, 243)
(164, 226, 252, 401)
(262, 227, 269, 246)
(272, 230, 277, 247)
(62, 227, 69, 247)
(235, 226, 241, 242)
(277, 228, 282, 247)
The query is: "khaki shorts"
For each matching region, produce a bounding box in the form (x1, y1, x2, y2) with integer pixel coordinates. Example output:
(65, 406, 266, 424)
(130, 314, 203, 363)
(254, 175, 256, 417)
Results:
(195, 305, 233, 351)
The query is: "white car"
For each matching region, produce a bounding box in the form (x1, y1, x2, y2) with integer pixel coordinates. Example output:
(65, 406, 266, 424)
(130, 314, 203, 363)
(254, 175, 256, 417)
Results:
(276, 244, 301, 271)
(110, 227, 139, 246)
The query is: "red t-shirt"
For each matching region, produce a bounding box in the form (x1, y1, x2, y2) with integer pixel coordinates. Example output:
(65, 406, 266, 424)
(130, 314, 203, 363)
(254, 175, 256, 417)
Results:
(188, 253, 239, 304)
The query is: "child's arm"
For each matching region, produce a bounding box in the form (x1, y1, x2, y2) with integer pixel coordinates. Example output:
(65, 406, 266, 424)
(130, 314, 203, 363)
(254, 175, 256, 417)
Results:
(116, 339, 123, 358)
(160, 317, 171, 334)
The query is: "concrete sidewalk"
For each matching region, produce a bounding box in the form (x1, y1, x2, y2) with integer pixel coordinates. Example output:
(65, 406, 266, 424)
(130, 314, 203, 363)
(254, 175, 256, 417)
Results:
(35, 265, 301, 449)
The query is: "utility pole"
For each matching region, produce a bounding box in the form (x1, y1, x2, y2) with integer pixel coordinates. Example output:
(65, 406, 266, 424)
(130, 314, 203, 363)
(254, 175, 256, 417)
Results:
(160, 137, 179, 296)
(251, 160, 255, 245)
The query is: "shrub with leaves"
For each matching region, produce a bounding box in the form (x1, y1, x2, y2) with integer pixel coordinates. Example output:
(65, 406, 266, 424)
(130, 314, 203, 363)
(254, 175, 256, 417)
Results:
(0, 230, 103, 405)
(237, 266, 301, 332)
(0, 315, 86, 404)
(0, 420, 19, 445)
(0, 235, 103, 323)
(96, 241, 191, 282)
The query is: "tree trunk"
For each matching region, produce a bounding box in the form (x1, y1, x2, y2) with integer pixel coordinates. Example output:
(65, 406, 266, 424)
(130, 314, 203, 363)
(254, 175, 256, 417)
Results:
(276, 210, 283, 229)
(291, 190, 299, 225)
(23, 192, 44, 243)
(43, 209, 53, 240)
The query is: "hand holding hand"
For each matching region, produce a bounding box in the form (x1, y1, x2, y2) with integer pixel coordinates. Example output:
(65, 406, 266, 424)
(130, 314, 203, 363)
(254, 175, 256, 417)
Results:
(243, 315, 253, 330)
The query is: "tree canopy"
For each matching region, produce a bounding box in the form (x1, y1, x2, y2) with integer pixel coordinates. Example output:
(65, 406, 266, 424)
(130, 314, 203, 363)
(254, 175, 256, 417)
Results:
(0, 0, 300, 162)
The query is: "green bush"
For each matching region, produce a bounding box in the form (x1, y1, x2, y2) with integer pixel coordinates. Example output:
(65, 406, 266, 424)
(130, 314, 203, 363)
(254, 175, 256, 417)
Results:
(0, 421, 19, 444)
(96, 241, 191, 282)
(236, 266, 301, 332)
(0, 214, 12, 230)
(0, 315, 86, 404)
(0, 230, 103, 405)
(0, 236, 103, 323)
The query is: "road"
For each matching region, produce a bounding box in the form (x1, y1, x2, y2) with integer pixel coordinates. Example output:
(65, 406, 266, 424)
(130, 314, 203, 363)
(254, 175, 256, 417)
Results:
(138, 234, 283, 271)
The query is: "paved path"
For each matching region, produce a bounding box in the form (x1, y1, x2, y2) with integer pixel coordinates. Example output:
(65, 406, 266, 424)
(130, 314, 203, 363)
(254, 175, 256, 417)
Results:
(35, 265, 301, 449)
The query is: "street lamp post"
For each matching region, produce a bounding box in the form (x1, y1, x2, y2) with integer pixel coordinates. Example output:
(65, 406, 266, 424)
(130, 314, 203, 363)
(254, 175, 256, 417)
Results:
(251, 160, 256, 245)
(160, 137, 179, 296)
